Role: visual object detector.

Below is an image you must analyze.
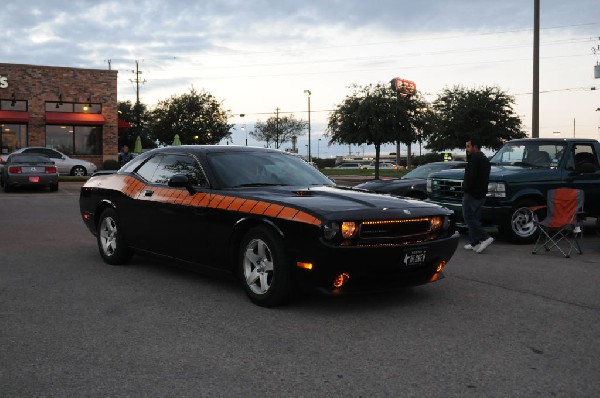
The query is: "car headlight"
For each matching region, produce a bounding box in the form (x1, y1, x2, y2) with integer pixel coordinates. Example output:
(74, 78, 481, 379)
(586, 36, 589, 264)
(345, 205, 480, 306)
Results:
(426, 178, 432, 193)
(323, 221, 358, 240)
(487, 182, 506, 198)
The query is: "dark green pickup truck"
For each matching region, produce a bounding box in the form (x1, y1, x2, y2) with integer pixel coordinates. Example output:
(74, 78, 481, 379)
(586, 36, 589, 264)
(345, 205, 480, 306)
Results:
(426, 138, 600, 243)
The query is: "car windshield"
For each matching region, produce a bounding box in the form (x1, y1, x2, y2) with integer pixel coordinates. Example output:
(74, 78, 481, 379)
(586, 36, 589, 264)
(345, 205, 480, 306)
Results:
(207, 151, 334, 188)
(490, 142, 566, 168)
(403, 163, 459, 179)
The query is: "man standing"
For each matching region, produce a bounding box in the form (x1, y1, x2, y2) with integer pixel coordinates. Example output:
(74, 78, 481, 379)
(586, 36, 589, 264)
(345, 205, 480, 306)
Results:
(118, 145, 134, 167)
(462, 137, 494, 253)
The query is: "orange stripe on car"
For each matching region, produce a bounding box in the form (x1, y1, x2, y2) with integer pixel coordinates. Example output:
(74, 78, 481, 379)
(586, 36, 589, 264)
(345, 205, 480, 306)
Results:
(85, 175, 322, 226)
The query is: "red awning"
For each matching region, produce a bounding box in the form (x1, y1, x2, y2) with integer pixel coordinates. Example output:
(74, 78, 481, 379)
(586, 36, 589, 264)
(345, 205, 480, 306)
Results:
(118, 118, 132, 128)
(0, 110, 30, 123)
(45, 112, 105, 125)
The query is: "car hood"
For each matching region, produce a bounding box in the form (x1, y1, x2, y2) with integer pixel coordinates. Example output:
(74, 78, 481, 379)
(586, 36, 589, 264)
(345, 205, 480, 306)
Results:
(233, 185, 451, 220)
(429, 165, 560, 182)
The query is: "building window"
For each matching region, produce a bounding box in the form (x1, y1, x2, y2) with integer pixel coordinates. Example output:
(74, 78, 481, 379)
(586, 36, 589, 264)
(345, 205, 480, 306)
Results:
(46, 125, 102, 155)
(0, 99, 28, 111)
(1, 123, 27, 154)
(46, 101, 102, 113)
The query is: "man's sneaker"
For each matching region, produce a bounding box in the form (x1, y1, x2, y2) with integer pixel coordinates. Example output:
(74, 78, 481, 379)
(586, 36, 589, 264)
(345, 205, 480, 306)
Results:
(475, 237, 494, 253)
(464, 244, 474, 250)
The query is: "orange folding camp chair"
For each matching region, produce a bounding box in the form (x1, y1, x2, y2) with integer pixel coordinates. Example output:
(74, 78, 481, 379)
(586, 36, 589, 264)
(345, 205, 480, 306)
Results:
(530, 188, 584, 258)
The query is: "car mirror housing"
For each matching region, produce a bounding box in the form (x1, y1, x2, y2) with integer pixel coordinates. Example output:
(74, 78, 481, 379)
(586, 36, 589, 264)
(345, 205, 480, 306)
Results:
(168, 174, 196, 194)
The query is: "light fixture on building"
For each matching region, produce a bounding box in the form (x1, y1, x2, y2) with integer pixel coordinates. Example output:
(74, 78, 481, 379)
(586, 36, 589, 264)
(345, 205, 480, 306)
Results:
(83, 96, 92, 111)
(11, 92, 16, 106)
(56, 94, 63, 108)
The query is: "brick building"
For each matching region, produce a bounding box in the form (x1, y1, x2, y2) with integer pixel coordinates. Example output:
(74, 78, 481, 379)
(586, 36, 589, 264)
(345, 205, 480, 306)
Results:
(0, 63, 118, 170)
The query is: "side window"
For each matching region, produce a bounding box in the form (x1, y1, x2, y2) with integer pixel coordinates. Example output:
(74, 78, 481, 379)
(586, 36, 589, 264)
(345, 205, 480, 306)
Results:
(571, 145, 599, 172)
(152, 154, 207, 186)
(43, 149, 62, 159)
(135, 155, 163, 182)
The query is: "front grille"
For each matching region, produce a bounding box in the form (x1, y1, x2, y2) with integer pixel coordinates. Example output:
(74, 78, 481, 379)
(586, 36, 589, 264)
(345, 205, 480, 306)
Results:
(359, 218, 439, 245)
(432, 179, 463, 199)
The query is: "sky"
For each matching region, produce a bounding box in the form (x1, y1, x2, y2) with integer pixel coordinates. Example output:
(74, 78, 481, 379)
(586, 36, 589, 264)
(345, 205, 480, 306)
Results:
(2, 0, 600, 159)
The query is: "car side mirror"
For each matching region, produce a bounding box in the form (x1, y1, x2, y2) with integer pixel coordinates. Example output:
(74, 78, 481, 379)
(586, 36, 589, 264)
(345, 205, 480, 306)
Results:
(168, 174, 196, 194)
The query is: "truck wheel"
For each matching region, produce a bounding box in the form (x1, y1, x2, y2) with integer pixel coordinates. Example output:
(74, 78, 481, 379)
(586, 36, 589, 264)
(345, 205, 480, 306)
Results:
(500, 199, 542, 244)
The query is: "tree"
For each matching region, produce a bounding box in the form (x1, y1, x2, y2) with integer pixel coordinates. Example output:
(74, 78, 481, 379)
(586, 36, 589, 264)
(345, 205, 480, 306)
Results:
(426, 86, 525, 151)
(118, 100, 153, 150)
(251, 114, 307, 149)
(327, 83, 422, 178)
(147, 87, 232, 146)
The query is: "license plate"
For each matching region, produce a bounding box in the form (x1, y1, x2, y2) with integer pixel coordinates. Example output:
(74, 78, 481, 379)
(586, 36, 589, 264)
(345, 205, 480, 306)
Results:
(402, 249, 427, 266)
(29, 176, 40, 183)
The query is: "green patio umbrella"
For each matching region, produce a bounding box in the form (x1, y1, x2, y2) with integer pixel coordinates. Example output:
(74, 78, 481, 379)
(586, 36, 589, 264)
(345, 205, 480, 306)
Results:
(172, 134, 182, 146)
(133, 135, 143, 153)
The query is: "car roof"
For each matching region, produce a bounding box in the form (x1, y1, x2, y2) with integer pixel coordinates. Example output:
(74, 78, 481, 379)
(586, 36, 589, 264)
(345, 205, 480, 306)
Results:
(143, 145, 287, 156)
(506, 138, 599, 144)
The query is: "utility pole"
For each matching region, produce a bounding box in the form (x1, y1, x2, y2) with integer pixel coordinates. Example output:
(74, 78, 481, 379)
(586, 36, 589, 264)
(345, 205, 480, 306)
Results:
(532, 0, 540, 138)
(130, 60, 146, 140)
(275, 107, 280, 149)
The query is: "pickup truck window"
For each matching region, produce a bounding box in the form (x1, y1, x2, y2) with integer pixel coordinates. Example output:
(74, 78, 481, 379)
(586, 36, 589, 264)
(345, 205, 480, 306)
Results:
(491, 142, 566, 168)
(568, 144, 600, 172)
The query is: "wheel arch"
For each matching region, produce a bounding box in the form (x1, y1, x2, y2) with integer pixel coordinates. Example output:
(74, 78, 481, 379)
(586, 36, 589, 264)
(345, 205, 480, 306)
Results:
(93, 199, 117, 232)
(227, 217, 284, 271)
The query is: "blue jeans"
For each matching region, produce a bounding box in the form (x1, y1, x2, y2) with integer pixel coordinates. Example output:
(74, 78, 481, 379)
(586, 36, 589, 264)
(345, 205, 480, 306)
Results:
(462, 193, 489, 246)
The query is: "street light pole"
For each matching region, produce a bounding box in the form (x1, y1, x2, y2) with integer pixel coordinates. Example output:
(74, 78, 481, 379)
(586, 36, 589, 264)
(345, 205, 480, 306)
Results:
(318, 138, 321, 159)
(304, 90, 311, 162)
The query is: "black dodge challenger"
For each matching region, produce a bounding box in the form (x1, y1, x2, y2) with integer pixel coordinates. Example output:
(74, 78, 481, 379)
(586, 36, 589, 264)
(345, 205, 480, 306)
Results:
(80, 146, 459, 306)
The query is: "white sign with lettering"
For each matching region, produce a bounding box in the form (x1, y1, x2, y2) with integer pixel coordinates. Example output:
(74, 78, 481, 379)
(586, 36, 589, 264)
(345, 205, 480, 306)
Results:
(0, 76, 7, 89)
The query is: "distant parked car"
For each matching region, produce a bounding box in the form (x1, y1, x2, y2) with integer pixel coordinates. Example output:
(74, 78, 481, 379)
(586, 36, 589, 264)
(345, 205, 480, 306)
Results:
(1, 153, 59, 192)
(355, 161, 467, 200)
(360, 162, 399, 170)
(334, 162, 363, 169)
(0, 147, 97, 176)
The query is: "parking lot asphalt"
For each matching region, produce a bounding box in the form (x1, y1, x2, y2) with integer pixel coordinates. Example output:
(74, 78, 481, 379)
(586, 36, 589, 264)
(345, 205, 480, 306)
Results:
(1, 181, 599, 396)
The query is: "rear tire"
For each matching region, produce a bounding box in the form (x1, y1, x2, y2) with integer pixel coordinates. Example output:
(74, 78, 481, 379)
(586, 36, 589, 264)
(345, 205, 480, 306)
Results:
(50, 183, 59, 192)
(3, 180, 10, 193)
(238, 226, 293, 307)
(97, 208, 133, 265)
(71, 166, 87, 176)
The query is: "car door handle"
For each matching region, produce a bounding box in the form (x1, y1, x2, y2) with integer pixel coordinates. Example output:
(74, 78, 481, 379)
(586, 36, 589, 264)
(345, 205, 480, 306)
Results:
(144, 190, 154, 197)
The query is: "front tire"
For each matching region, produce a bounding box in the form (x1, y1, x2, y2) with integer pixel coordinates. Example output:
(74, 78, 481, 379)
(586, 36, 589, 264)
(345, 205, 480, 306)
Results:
(500, 199, 542, 243)
(97, 208, 133, 265)
(238, 226, 293, 307)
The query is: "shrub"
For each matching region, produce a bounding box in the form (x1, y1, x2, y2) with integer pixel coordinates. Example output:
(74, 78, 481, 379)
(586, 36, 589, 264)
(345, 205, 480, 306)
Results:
(103, 159, 120, 170)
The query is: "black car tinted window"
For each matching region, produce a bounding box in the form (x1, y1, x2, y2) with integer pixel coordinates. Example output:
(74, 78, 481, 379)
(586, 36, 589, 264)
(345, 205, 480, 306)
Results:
(208, 151, 333, 188)
(135, 155, 163, 182)
(152, 154, 208, 186)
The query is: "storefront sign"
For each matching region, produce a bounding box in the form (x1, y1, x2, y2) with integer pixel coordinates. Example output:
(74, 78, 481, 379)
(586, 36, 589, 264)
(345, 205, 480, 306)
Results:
(0, 75, 7, 88)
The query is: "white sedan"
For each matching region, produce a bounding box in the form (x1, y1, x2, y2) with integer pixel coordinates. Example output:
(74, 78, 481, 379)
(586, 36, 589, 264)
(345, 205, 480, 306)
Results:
(360, 162, 399, 170)
(1, 147, 97, 176)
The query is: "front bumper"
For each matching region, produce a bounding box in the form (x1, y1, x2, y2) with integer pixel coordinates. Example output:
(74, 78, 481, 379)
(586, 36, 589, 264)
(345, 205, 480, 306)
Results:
(292, 231, 460, 294)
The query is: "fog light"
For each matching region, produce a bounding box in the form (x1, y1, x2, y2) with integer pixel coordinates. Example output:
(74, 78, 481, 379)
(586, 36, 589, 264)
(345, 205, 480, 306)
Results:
(296, 262, 313, 270)
(333, 273, 350, 288)
(436, 260, 446, 273)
